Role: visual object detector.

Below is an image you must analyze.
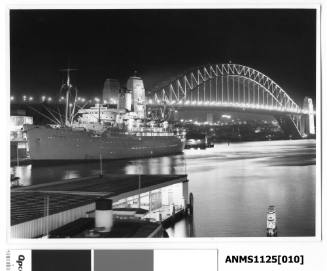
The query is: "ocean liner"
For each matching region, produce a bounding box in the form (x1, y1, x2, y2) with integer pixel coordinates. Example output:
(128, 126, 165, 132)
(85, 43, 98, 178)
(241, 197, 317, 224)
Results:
(24, 71, 185, 162)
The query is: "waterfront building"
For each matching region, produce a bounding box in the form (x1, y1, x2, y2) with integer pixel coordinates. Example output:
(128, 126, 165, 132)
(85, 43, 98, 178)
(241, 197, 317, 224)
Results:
(10, 112, 33, 161)
(11, 174, 188, 238)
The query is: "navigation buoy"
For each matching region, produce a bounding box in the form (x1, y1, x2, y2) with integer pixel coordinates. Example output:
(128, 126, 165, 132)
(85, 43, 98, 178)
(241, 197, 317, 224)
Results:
(266, 205, 277, 237)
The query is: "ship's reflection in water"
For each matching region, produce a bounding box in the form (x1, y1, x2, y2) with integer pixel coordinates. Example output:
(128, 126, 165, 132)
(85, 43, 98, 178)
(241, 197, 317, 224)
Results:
(11, 139, 316, 237)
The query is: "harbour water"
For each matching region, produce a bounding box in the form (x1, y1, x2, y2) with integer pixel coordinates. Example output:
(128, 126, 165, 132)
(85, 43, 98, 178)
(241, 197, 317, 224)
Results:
(11, 139, 316, 237)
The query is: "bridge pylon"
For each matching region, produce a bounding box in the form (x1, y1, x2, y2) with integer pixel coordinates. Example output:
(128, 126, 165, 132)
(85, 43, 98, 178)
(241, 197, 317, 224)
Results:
(300, 97, 316, 137)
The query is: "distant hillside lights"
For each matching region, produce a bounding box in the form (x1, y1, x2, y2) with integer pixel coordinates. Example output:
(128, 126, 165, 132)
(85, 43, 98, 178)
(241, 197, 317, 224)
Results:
(10, 95, 95, 103)
(10, 95, 54, 103)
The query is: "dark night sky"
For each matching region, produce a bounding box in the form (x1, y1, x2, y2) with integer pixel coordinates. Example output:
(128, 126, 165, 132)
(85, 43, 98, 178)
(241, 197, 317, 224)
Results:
(10, 9, 316, 104)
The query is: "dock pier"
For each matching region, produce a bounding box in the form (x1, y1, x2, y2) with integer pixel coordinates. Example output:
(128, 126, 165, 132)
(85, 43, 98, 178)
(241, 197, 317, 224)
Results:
(161, 192, 194, 230)
(11, 174, 190, 238)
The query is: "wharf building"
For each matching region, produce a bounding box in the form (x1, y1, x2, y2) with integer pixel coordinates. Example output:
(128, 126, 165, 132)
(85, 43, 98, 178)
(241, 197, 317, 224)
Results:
(10, 109, 33, 162)
(11, 174, 189, 238)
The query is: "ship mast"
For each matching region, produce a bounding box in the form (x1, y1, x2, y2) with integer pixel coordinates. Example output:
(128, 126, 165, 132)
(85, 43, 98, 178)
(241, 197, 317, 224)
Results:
(65, 68, 71, 126)
(59, 67, 78, 126)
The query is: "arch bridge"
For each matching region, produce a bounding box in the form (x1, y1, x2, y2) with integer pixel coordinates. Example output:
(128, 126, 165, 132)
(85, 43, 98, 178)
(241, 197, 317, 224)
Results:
(148, 64, 315, 139)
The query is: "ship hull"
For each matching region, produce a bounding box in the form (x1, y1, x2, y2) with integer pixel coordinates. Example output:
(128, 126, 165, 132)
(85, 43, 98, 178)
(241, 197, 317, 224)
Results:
(24, 125, 184, 162)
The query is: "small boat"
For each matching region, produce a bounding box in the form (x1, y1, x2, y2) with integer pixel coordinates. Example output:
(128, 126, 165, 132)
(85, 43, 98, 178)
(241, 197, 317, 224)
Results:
(10, 174, 21, 188)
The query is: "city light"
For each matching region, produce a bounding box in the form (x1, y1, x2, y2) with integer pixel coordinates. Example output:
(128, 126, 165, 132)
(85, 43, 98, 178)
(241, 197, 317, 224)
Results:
(29, 96, 33, 101)
(10, 96, 14, 101)
(41, 96, 46, 102)
(47, 97, 52, 102)
(94, 97, 100, 102)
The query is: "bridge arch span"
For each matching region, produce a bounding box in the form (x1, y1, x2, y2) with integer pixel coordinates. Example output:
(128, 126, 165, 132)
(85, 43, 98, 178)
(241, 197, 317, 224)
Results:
(150, 64, 301, 114)
(148, 64, 315, 139)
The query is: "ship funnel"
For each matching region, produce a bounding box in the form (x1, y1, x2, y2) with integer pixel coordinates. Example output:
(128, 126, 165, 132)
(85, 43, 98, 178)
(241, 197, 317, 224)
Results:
(126, 75, 146, 118)
(95, 198, 113, 232)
